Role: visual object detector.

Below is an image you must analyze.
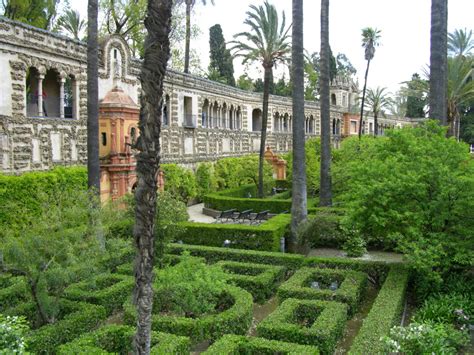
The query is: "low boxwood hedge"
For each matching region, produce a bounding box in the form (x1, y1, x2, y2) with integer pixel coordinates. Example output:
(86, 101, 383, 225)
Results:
(177, 214, 290, 251)
(113, 254, 201, 276)
(58, 324, 190, 354)
(168, 243, 305, 270)
(63, 273, 134, 315)
(17, 299, 107, 354)
(277, 267, 367, 314)
(216, 260, 286, 303)
(257, 298, 347, 354)
(123, 285, 253, 343)
(349, 264, 409, 355)
(203, 334, 320, 354)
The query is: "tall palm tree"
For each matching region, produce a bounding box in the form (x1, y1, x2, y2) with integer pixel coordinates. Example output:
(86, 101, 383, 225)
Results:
(132, 0, 173, 353)
(57, 9, 86, 40)
(87, 0, 100, 196)
(290, 0, 307, 251)
(365, 86, 392, 136)
(319, 0, 332, 207)
(230, 1, 291, 198)
(183, 0, 214, 73)
(448, 28, 474, 57)
(358, 27, 381, 139)
(429, 0, 448, 125)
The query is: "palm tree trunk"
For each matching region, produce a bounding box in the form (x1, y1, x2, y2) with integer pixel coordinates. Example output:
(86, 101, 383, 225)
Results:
(429, 0, 448, 126)
(184, 0, 192, 74)
(358, 59, 371, 139)
(290, 0, 307, 252)
(258, 65, 272, 198)
(132, 0, 172, 353)
(87, 0, 100, 196)
(319, 0, 332, 207)
(374, 112, 378, 136)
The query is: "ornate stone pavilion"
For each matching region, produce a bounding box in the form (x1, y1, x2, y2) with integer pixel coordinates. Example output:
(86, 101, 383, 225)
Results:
(0, 16, 414, 196)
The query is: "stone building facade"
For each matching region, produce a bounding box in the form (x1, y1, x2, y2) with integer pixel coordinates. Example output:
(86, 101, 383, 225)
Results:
(0, 16, 413, 176)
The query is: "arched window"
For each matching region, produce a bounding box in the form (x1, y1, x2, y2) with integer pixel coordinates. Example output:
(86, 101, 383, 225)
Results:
(201, 99, 209, 128)
(252, 108, 262, 132)
(331, 93, 337, 106)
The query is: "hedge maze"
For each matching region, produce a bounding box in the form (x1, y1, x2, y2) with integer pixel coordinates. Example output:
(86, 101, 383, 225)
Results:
(1, 243, 409, 354)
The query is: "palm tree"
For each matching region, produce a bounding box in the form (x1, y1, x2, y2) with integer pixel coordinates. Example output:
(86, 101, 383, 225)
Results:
(448, 28, 474, 57)
(87, 0, 100, 195)
(230, 1, 291, 198)
(429, 0, 448, 125)
(358, 27, 381, 139)
(319, 0, 332, 207)
(57, 9, 86, 40)
(132, 0, 173, 353)
(183, 0, 214, 73)
(290, 0, 307, 251)
(365, 87, 392, 136)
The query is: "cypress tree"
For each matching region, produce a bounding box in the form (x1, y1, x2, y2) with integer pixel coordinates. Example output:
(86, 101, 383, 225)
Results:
(209, 24, 235, 86)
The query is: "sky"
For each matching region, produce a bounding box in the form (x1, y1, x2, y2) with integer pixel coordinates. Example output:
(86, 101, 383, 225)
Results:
(72, 0, 473, 94)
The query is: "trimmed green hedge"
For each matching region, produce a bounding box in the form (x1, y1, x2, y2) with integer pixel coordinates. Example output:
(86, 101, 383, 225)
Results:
(277, 267, 367, 314)
(63, 273, 133, 315)
(58, 325, 190, 354)
(257, 298, 347, 354)
(178, 214, 291, 251)
(21, 299, 107, 354)
(0, 276, 29, 312)
(0, 166, 87, 230)
(123, 285, 253, 343)
(216, 261, 286, 303)
(168, 243, 305, 270)
(349, 265, 410, 354)
(203, 334, 320, 354)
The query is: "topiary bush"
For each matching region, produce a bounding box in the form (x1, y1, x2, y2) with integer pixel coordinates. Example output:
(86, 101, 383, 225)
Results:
(216, 260, 286, 303)
(203, 334, 320, 354)
(277, 267, 367, 314)
(257, 298, 347, 354)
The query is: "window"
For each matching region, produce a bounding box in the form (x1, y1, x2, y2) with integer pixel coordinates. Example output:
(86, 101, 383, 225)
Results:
(350, 121, 357, 133)
(101, 132, 107, 146)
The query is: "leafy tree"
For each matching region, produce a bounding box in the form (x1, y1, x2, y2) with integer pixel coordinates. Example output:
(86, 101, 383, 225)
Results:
(195, 162, 218, 199)
(214, 155, 272, 190)
(236, 72, 254, 91)
(319, 0, 332, 207)
(1, 0, 60, 29)
(429, 0, 448, 125)
(389, 90, 407, 118)
(161, 163, 198, 203)
(87, 0, 100, 195)
(359, 27, 381, 139)
(304, 55, 318, 100)
(274, 75, 292, 97)
(290, 0, 307, 251)
(0, 190, 102, 326)
(448, 28, 474, 57)
(336, 53, 357, 78)
(132, 0, 172, 352)
(307, 49, 337, 83)
(365, 86, 392, 136)
(208, 24, 235, 86)
(460, 110, 474, 144)
(55, 8, 86, 40)
(338, 121, 474, 290)
(404, 73, 427, 118)
(230, 0, 291, 198)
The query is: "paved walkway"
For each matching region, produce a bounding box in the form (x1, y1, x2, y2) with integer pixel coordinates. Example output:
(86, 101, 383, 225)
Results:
(187, 203, 215, 223)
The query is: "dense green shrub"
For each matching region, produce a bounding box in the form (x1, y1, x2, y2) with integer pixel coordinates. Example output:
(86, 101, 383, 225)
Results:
(123, 285, 253, 343)
(0, 277, 29, 312)
(203, 334, 320, 354)
(382, 322, 469, 355)
(0, 166, 87, 232)
(257, 298, 347, 354)
(24, 299, 107, 354)
(277, 267, 367, 314)
(336, 122, 474, 286)
(216, 261, 286, 303)
(214, 155, 273, 190)
(161, 164, 197, 203)
(0, 314, 29, 354)
(342, 232, 367, 257)
(63, 273, 133, 315)
(195, 162, 218, 199)
(349, 265, 409, 354)
(177, 214, 291, 251)
(298, 213, 344, 248)
(414, 293, 473, 327)
(58, 325, 190, 354)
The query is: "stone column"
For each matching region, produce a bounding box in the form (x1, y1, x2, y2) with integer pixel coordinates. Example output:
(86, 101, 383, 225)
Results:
(37, 74, 44, 117)
(59, 76, 65, 119)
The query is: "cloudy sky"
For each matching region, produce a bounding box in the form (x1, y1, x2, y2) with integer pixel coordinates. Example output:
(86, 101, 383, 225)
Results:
(72, 0, 472, 94)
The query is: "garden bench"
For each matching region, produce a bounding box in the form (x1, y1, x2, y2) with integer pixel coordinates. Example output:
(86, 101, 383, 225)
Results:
(214, 209, 237, 223)
(235, 209, 253, 223)
(249, 210, 270, 225)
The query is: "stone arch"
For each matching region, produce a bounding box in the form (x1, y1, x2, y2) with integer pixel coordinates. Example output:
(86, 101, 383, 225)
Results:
(212, 100, 219, 127)
(331, 93, 337, 106)
(201, 98, 209, 128)
(162, 94, 171, 126)
(101, 35, 131, 80)
(273, 111, 280, 132)
(283, 113, 289, 132)
(252, 108, 262, 132)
